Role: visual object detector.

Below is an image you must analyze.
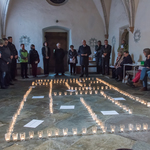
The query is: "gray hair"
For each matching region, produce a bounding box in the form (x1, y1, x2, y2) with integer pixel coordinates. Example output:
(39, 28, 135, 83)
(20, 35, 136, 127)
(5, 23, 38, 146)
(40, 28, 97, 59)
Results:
(0, 39, 4, 45)
(56, 43, 61, 47)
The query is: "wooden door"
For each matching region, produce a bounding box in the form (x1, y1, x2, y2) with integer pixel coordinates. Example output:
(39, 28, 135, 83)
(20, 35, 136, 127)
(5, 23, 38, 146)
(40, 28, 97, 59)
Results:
(45, 32, 68, 72)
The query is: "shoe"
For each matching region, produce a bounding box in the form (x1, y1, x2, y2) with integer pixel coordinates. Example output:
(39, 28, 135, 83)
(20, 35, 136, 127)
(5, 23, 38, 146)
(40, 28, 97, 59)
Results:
(25, 76, 29, 78)
(133, 80, 142, 87)
(126, 81, 133, 87)
(140, 87, 147, 91)
(9, 82, 14, 85)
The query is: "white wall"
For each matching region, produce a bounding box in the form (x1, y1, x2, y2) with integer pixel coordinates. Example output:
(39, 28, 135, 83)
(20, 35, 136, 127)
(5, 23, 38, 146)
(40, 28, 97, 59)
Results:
(6, 0, 105, 68)
(129, 0, 150, 63)
(108, 0, 129, 65)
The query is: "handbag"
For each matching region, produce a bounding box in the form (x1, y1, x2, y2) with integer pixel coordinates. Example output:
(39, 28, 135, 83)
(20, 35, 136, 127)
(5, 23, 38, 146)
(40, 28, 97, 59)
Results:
(70, 58, 75, 63)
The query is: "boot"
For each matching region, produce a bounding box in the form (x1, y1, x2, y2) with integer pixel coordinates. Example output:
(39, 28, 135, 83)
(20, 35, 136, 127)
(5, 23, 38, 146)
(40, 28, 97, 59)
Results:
(140, 87, 147, 91)
(133, 80, 142, 87)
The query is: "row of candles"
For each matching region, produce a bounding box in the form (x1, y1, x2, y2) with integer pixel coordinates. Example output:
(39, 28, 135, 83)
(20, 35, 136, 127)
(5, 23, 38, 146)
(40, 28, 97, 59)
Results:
(5, 122, 149, 142)
(100, 91, 132, 114)
(6, 86, 33, 141)
(49, 81, 53, 114)
(96, 78, 150, 107)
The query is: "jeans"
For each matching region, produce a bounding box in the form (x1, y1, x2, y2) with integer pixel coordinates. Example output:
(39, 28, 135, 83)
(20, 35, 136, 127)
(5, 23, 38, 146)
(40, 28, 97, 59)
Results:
(140, 68, 150, 87)
(0, 72, 6, 87)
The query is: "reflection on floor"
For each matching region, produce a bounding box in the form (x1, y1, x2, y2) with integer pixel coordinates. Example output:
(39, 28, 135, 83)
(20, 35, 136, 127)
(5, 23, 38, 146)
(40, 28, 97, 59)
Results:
(0, 73, 150, 150)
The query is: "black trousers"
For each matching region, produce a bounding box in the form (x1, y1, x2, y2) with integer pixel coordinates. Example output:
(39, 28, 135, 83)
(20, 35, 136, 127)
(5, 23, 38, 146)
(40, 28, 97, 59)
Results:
(102, 58, 110, 75)
(112, 68, 117, 78)
(5, 63, 12, 85)
(11, 59, 17, 80)
(96, 58, 102, 74)
(81, 65, 88, 76)
(43, 59, 49, 75)
(21, 63, 28, 78)
(116, 67, 123, 78)
(0, 71, 6, 88)
(70, 63, 76, 74)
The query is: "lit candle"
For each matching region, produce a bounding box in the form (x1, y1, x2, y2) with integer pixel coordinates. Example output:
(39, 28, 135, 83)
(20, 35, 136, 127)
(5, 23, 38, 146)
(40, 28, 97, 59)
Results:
(120, 125, 125, 132)
(59, 92, 62, 96)
(75, 91, 78, 95)
(95, 91, 98, 94)
(47, 129, 52, 137)
(93, 87, 95, 90)
(80, 91, 83, 95)
(70, 92, 72, 95)
(102, 126, 107, 133)
(105, 86, 108, 90)
(75, 87, 77, 90)
(54, 92, 57, 96)
(72, 128, 77, 135)
(85, 91, 88, 95)
(92, 126, 97, 134)
(5, 133, 11, 142)
(143, 123, 148, 131)
(101, 86, 104, 90)
(38, 130, 43, 138)
(147, 102, 150, 107)
(20, 132, 26, 141)
(110, 125, 115, 133)
(12, 133, 18, 141)
(136, 124, 141, 131)
(128, 124, 134, 131)
(97, 86, 99, 90)
(55, 129, 59, 136)
(90, 91, 92, 95)
(63, 128, 68, 136)
(64, 92, 67, 96)
(82, 127, 87, 134)
(128, 109, 132, 114)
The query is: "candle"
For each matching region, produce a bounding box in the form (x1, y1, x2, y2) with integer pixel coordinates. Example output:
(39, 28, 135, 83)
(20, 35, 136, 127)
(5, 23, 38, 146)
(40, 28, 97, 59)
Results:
(85, 91, 88, 95)
(38, 130, 43, 138)
(92, 126, 97, 134)
(136, 124, 141, 131)
(101, 86, 104, 90)
(70, 92, 72, 95)
(93, 87, 95, 90)
(64, 92, 67, 96)
(75, 87, 77, 90)
(82, 127, 87, 134)
(54, 92, 57, 96)
(79, 87, 81, 90)
(120, 125, 125, 132)
(147, 102, 150, 107)
(128, 124, 134, 131)
(90, 91, 92, 95)
(5, 133, 11, 142)
(110, 125, 115, 133)
(55, 129, 59, 136)
(102, 126, 107, 133)
(143, 123, 148, 131)
(128, 109, 132, 114)
(75, 91, 78, 95)
(105, 86, 108, 90)
(72, 128, 77, 135)
(95, 91, 98, 94)
(82, 87, 85, 90)
(97, 86, 99, 90)
(20, 132, 26, 141)
(59, 92, 62, 96)
(63, 128, 68, 136)
(47, 130, 52, 137)
(12, 133, 18, 141)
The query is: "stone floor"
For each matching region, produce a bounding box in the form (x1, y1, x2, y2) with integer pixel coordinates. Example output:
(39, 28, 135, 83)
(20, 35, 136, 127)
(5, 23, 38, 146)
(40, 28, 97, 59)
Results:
(0, 73, 150, 150)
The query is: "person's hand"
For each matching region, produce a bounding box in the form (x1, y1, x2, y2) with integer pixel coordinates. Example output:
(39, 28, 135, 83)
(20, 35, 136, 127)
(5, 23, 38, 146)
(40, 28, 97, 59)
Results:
(81, 54, 84, 56)
(85, 54, 88, 56)
(73, 57, 75, 60)
(148, 55, 150, 59)
(0, 53, 1, 58)
(15, 55, 18, 59)
(46, 57, 49, 59)
(7, 62, 9, 64)
(10, 55, 13, 59)
(104, 53, 107, 56)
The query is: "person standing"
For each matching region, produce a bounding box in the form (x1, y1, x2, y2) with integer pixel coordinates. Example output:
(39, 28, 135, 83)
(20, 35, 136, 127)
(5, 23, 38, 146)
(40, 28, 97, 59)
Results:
(78, 40, 91, 77)
(68, 45, 78, 75)
(102, 40, 112, 75)
(29, 44, 40, 78)
(95, 40, 103, 74)
(7, 36, 18, 81)
(0, 39, 9, 89)
(54, 43, 65, 76)
(117, 40, 128, 53)
(19, 44, 28, 79)
(42, 41, 50, 76)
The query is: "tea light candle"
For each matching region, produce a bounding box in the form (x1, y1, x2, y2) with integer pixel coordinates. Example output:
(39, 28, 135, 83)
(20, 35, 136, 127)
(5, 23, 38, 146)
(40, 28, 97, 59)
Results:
(102, 126, 107, 133)
(80, 91, 83, 95)
(85, 91, 88, 95)
(93, 87, 95, 90)
(47, 129, 52, 137)
(120, 125, 125, 132)
(97, 86, 99, 90)
(59, 92, 62, 96)
(110, 125, 115, 133)
(54, 92, 57, 96)
(147, 102, 150, 107)
(105, 86, 108, 90)
(101, 86, 104, 90)
(72, 128, 77, 135)
(5, 133, 11, 142)
(79, 87, 81, 90)
(55, 129, 59, 136)
(12, 133, 18, 141)
(90, 91, 92, 95)
(70, 92, 72, 95)
(38, 130, 43, 138)
(82, 127, 87, 134)
(32, 82, 35, 86)
(128, 124, 134, 131)
(143, 123, 148, 131)
(75, 91, 78, 95)
(63, 128, 68, 136)
(64, 92, 67, 96)
(20, 132, 26, 141)
(128, 109, 132, 114)
(95, 91, 98, 94)
(136, 124, 141, 131)
(92, 126, 97, 134)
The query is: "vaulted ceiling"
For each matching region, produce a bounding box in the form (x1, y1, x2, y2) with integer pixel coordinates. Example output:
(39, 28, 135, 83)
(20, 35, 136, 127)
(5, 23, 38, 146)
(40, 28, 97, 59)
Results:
(0, 0, 139, 38)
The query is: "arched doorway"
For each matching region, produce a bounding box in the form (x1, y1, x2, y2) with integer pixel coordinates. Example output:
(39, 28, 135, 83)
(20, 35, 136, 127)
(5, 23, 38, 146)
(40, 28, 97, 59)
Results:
(42, 26, 71, 72)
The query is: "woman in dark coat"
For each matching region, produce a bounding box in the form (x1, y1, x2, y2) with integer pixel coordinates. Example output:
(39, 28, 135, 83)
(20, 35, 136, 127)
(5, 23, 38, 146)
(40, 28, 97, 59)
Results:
(68, 45, 78, 75)
(53, 43, 65, 76)
(29, 44, 40, 77)
(42, 41, 50, 76)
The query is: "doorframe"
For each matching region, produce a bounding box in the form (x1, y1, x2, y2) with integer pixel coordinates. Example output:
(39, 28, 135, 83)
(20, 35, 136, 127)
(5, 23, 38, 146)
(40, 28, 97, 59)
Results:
(42, 26, 72, 51)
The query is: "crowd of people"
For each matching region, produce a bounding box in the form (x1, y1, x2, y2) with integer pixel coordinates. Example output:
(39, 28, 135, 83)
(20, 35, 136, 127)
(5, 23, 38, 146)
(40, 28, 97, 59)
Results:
(0, 37, 150, 91)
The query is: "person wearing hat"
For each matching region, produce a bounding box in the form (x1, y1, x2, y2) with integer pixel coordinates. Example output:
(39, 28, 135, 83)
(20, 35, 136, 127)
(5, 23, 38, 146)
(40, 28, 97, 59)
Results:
(29, 44, 40, 77)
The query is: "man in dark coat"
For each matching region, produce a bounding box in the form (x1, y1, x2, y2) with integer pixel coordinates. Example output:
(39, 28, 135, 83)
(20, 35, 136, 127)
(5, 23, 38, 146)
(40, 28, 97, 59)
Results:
(54, 43, 65, 76)
(78, 40, 91, 77)
(8, 36, 18, 81)
(102, 40, 112, 75)
(0, 39, 10, 89)
(95, 40, 103, 74)
(42, 41, 50, 76)
(116, 51, 133, 81)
